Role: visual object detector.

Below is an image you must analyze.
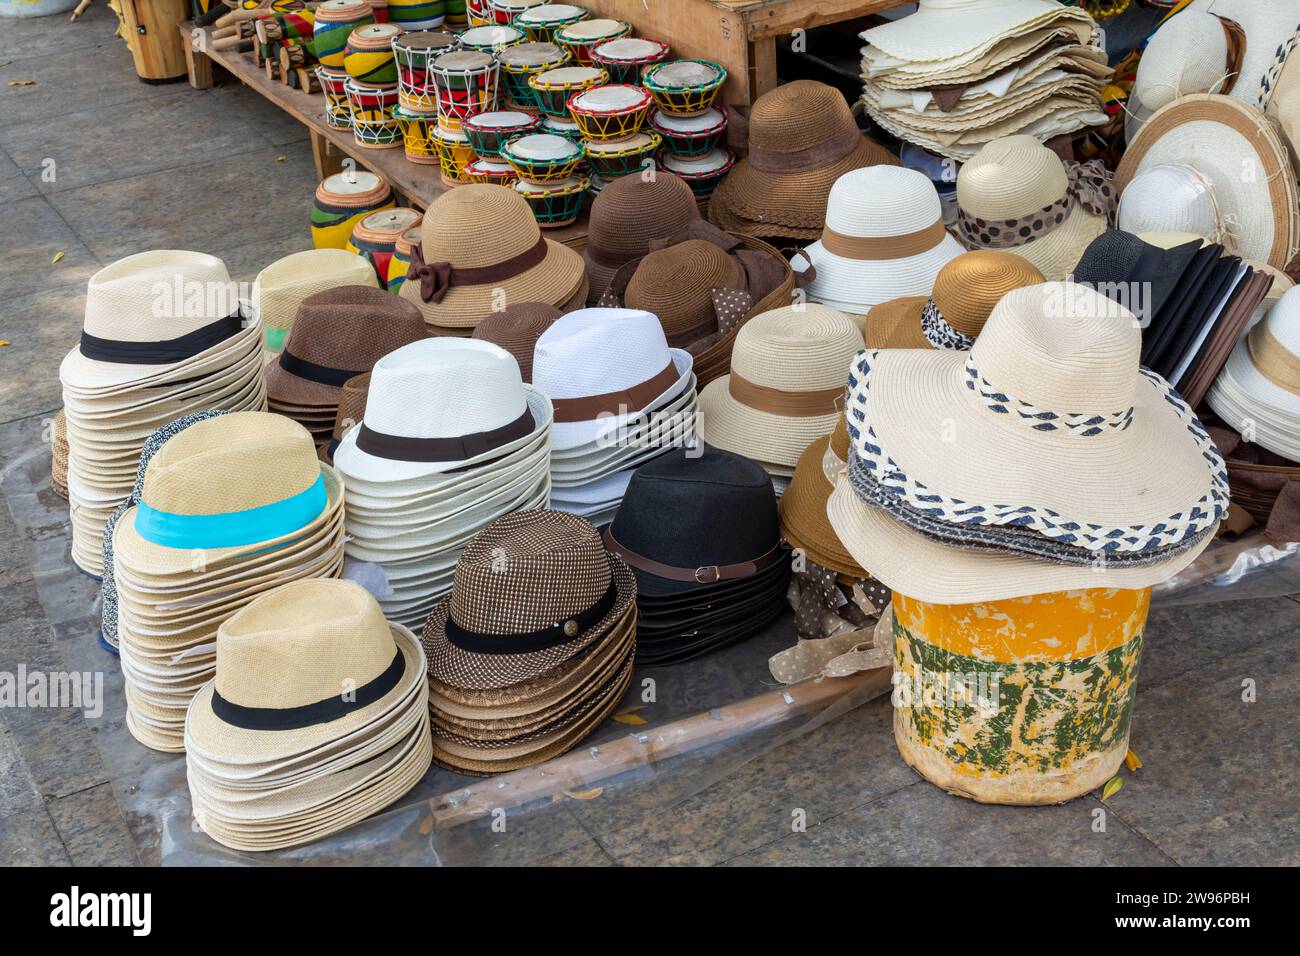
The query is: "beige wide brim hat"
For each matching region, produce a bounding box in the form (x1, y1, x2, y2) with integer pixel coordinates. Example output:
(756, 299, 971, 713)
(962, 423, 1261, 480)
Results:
(251, 248, 379, 352)
(860, 0, 1088, 64)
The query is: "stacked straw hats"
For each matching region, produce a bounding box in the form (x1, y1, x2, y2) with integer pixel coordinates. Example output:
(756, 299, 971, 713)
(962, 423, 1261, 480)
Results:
(265, 286, 429, 447)
(779, 419, 866, 580)
(320, 373, 370, 465)
(534, 308, 698, 526)
(50, 410, 69, 500)
(470, 302, 562, 382)
(708, 79, 900, 242)
(954, 135, 1116, 281)
(113, 412, 347, 752)
(331, 338, 554, 629)
(858, 0, 1109, 161)
(421, 509, 638, 773)
(397, 184, 587, 335)
(604, 448, 790, 665)
(827, 282, 1230, 604)
(59, 251, 267, 577)
(250, 248, 378, 354)
(798, 166, 965, 318)
(700, 304, 864, 485)
(184, 580, 432, 851)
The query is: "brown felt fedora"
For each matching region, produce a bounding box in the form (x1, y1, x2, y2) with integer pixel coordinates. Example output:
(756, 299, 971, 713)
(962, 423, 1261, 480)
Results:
(470, 301, 562, 382)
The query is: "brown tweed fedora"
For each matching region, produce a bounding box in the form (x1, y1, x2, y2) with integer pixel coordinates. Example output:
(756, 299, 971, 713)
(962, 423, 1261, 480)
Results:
(320, 372, 369, 465)
(707, 79, 900, 242)
(625, 240, 742, 349)
(470, 301, 561, 382)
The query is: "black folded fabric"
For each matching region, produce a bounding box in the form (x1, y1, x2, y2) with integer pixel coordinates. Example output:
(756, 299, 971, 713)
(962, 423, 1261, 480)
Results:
(1073, 230, 1203, 327)
(1151, 257, 1240, 379)
(1142, 244, 1224, 366)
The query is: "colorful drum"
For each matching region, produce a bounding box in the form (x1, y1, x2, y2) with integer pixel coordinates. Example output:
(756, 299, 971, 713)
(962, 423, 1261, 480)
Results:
(515, 3, 587, 43)
(650, 107, 727, 157)
(348, 207, 423, 283)
(311, 171, 395, 249)
(642, 59, 726, 116)
(463, 157, 518, 185)
(590, 36, 669, 85)
(429, 50, 499, 128)
(528, 65, 605, 117)
(583, 130, 660, 180)
(501, 132, 584, 183)
(658, 147, 734, 196)
(514, 176, 589, 228)
(386, 225, 422, 293)
(345, 78, 403, 148)
(393, 30, 458, 114)
(393, 105, 439, 163)
(554, 18, 630, 68)
(458, 24, 525, 55)
(313, 0, 375, 69)
(432, 125, 476, 187)
(387, 0, 445, 30)
(540, 113, 581, 142)
(464, 0, 493, 25)
(497, 41, 570, 111)
(890, 587, 1152, 805)
(344, 22, 403, 85)
(443, 0, 468, 27)
(316, 65, 353, 128)
(488, 0, 544, 24)
(462, 109, 541, 157)
(371, 0, 390, 22)
(567, 83, 652, 141)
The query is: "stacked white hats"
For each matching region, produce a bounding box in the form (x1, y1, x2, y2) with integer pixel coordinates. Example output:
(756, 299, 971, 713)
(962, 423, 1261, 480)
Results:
(331, 338, 554, 629)
(185, 580, 432, 852)
(60, 251, 267, 577)
(112, 412, 347, 752)
(534, 308, 698, 528)
(859, 0, 1110, 161)
(1208, 285, 1300, 462)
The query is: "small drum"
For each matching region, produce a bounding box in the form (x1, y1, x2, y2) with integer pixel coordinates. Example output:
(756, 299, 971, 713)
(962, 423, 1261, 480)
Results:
(650, 107, 727, 157)
(443, 0, 468, 27)
(590, 37, 669, 85)
(432, 126, 476, 187)
(459, 24, 525, 55)
(514, 176, 589, 228)
(393, 30, 458, 114)
(386, 0, 445, 30)
(386, 225, 422, 293)
(501, 132, 584, 183)
(540, 113, 581, 142)
(497, 41, 570, 111)
(429, 50, 500, 128)
(311, 171, 395, 249)
(643, 59, 726, 117)
(515, 3, 587, 44)
(313, 0, 375, 69)
(371, 0, 390, 22)
(464, 0, 493, 25)
(345, 78, 403, 148)
(555, 18, 631, 68)
(567, 84, 652, 141)
(347, 207, 422, 283)
(344, 22, 403, 86)
(316, 65, 353, 128)
(393, 105, 439, 163)
(528, 65, 606, 117)
(464, 157, 518, 186)
(489, 0, 544, 25)
(658, 147, 735, 197)
(583, 130, 660, 181)
(463, 109, 541, 157)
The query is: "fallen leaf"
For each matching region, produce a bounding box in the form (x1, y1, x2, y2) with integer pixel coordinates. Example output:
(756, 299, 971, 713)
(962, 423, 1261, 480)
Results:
(563, 788, 603, 801)
(51, 251, 65, 264)
(417, 813, 433, 836)
(1101, 776, 1124, 801)
(0, 61, 12, 69)
(276, 155, 287, 162)
(0, 341, 10, 347)
(8, 80, 35, 87)
(1125, 749, 1142, 772)
(612, 711, 647, 725)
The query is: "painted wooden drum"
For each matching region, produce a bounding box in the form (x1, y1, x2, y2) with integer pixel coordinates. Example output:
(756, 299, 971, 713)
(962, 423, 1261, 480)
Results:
(385, 225, 422, 293)
(515, 3, 587, 44)
(500, 132, 584, 183)
(458, 24, 525, 55)
(429, 50, 499, 128)
(890, 587, 1152, 805)
(393, 30, 458, 114)
(567, 83, 652, 141)
(345, 78, 403, 148)
(316, 65, 354, 128)
(312, 0, 375, 69)
(443, 0, 467, 27)
(583, 130, 660, 180)
(589, 36, 670, 85)
(462, 109, 541, 157)
(497, 41, 570, 111)
(348, 207, 423, 283)
(463, 157, 517, 186)
(514, 176, 589, 228)
(650, 106, 727, 157)
(371, 0, 389, 21)
(393, 105, 439, 163)
(642, 59, 727, 116)
(311, 171, 395, 249)
(657, 147, 734, 196)
(432, 125, 476, 187)
(387, 0, 445, 30)
(464, 0, 493, 26)
(528, 65, 606, 118)
(488, 0, 544, 25)
(540, 113, 581, 142)
(554, 18, 630, 68)
(344, 22, 403, 85)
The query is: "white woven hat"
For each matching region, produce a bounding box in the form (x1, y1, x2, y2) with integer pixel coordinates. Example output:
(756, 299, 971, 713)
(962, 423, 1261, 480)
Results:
(860, 0, 1086, 65)
(1118, 164, 1226, 243)
(251, 248, 378, 353)
(532, 308, 693, 451)
(1260, 18, 1300, 155)
(798, 166, 964, 314)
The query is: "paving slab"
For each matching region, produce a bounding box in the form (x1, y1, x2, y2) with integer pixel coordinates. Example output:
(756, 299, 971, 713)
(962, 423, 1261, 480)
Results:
(46, 782, 142, 867)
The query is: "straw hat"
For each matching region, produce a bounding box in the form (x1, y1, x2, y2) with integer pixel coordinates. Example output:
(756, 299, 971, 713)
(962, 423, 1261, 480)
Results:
(470, 301, 561, 383)
(707, 80, 900, 241)
(866, 250, 1043, 349)
(956, 136, 1114, 281)
(1072, 229, 1206, 331)
(396, 184, 585, 329)
(778, 422, 865, 579)
(859, 0, 1090, 65)
(624, 240, 742, 348)
(798, 166, 965, 315)
(699, 304, 863, 472)
(51, 410, 69, 500)
(251, 248, 378, 353)
(1260, 24, 1300, 153)
(320, 373, 369, 465)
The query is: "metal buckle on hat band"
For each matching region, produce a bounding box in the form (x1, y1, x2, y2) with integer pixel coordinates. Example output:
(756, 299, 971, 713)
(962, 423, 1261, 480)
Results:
(694, 565, 720, 584)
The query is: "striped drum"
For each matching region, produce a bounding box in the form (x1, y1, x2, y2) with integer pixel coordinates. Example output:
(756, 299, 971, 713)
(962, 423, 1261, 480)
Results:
(386, 225, 422, 293)
(890, 587, 1152, 805)
(386, 0, 445, 30)
(393, 30, 458, 114)
(312, 0, 374, 69)
(344, 23, 403, 86)
(310, 171, 395, 249)
(347, 207, 423, 284)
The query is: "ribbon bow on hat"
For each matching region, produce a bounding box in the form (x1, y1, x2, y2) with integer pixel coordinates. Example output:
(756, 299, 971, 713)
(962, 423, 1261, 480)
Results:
(409, 236, 550, 304)
(958, 159, 1118, 250)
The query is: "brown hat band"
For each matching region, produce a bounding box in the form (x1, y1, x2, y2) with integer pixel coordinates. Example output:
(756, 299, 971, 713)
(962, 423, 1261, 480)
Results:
(355, 408, 535, 462)
(728, 371, 843, 417)
(747, 127, 862, 174)
(1247, 322, 1300, 397)
(821, 219, 948, 260)
(1217, 15, 1246, 97)
(412, 235, 548, 304)
(603, 526, 785, 584)
(550, 359, 679, 424)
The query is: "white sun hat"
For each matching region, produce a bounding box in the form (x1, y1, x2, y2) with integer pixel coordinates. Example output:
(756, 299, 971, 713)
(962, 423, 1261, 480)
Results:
(859, 0, 1091, 66)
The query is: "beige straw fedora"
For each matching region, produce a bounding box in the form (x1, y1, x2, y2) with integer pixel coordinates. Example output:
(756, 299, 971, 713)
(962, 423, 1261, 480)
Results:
(251, 248, 378, 353)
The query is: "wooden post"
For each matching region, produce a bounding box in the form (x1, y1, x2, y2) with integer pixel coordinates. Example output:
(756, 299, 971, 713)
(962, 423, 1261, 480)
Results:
(181, 23, 217, 90)
(311, 130, 346, 180)
(750, 36, 778, 101)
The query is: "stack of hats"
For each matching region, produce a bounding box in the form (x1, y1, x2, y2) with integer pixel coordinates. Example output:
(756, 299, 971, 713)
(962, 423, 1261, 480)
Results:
(470, 301, 562, 382)
(798, 166, 964, 320)
(266, 285, 430, 448)
(700, 305, 864, 491)
(534, 308, 697, 527)
(113, 412, 347, 752)
(59, 251, 266, 577)
(250, 248, 378, 354)
(604, 447, 789, 665)
(421, 509, 638, 774)
(184, 580, 432, 852)
(331, 338, 554, 629)
(397, 185, 587, 335)
(859, 0, 1110, 162)
(320, 372, 370, 465)
(827, 282, 1229, 606)
(50, 410, 69, 500)
(708, 79, 900, 242)
(954, 134, 1116, 282)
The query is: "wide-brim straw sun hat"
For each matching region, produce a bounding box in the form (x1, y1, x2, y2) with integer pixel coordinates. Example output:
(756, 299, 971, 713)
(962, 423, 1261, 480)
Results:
(777, 423, 865, 579)
(251, 248, 378, 353)
(1261, 23, 1300, 154)
(858, 0, 1091, 65)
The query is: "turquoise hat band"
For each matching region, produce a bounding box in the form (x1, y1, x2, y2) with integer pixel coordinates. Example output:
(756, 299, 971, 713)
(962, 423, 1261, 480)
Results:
(134, 472, 328, 550)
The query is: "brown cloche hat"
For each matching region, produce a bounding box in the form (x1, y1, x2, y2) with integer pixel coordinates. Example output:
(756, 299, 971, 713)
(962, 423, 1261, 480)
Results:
(625, 240, 742, 349)
(470, 301, 562, 382)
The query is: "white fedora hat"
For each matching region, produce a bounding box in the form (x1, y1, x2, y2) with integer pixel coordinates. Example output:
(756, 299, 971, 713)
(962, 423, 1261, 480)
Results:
(798, 166, 964, 315)
(859, 0, 1089, 65)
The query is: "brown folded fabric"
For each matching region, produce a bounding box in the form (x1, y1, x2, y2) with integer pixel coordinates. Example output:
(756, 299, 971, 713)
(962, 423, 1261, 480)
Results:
(1180, 270, 1275, 407)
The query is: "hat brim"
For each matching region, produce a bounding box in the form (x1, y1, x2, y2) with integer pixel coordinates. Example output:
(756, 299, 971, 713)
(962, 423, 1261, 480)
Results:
(550, 348, 694, 451)
(778, 436, 866, 577)
(60, 320, 263, 393)
(802, 233, 965, 312)
(864, 295, 930, 349)
(861, 0, 1071, 62)
(699, 374, 843, 469)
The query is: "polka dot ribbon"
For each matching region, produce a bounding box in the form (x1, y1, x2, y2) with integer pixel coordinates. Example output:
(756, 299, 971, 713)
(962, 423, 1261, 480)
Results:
(956, 159, 1117, 251)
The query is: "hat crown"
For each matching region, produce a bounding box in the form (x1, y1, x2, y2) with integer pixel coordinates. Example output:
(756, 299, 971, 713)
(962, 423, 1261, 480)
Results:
(958, 135, 1068, 219)
(1117, 164, 1220, 238)
(533, 308, 677, 400)
(586, 172, 699, 255)
(84, 250, 235, 342)
(282, 284, 427, 366)
(1264, 285, 1300, 358)
(749, 79, 857, 151)
(252, 248, 375, 300)
(932, 251, 1044, 336)
(731, 304, 863, 391)
(825, 166, 942, 238)
(471, 301, 562, 381)
(1135, 11, 1228, 112)
(419, 185, 541, 269)
(625, 240, 739, 342)
(214, 580, 397, 710)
